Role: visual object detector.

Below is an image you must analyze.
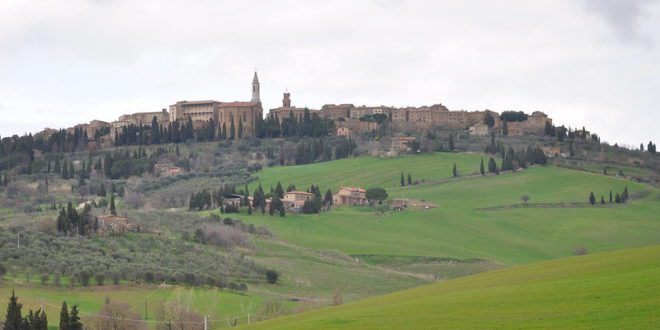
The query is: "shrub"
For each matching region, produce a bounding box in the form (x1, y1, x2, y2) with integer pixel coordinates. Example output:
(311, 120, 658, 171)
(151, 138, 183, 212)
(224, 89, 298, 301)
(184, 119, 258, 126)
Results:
(265, 270, 279, 284)
(574, 246, 588, 256)
(40, 274, 49, 285)
(95, 273, 106, 286)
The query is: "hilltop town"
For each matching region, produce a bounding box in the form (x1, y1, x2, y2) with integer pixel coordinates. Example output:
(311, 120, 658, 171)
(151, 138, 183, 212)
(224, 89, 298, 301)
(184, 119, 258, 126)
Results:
(34, 72, 555, 150)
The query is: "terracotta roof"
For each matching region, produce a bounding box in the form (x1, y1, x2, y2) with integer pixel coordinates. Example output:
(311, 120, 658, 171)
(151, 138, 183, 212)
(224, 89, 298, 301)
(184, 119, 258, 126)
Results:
(219, 101, 259, 107)
(286, 191, 315, 196)
(338, 187, 366, 193)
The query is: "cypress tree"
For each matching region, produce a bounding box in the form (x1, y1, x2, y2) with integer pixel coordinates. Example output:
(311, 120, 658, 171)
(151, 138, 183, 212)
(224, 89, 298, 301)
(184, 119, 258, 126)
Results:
(59, 302, 70, 330)
(480, 158, 485, 175)
(324, 189, 333, 206)
(448, 134, 455, 151)
(609, 190, 613, 203)
(69, 305, 82, 330)
(488, 157, 497, 174)
(275, 182, 284, 199)
(600, 195, 605, 204)
(109, 194, 117, 215)
(62, 160, 69, 180)
(4, 290, 24, 330)
(407, 173, 412, 185)
(54, 155, 61, 174)
(452, 163, 458, 177)
(400, 172, 405, 186)
(589, 192, 595, 205)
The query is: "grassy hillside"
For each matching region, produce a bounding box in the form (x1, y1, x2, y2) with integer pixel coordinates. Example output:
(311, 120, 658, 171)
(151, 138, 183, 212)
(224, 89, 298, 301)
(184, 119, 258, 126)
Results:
(228, 160, 660, 265)
(253, 152, 486, 192)
(241, 245, 660, 329)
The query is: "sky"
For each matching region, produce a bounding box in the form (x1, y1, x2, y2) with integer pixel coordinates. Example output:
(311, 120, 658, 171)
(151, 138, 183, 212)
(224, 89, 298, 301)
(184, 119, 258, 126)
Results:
(0, 0, 658, 147)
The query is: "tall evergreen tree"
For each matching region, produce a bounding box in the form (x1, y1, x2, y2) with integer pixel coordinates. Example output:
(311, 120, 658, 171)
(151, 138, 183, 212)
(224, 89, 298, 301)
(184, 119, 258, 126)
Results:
(69, 305, 82, 330)
(480, 158, 485, 175)
(400, 172, 405, 186)
(4, 290, 23, 330)
(609, 190, 613, 203)
(488, 157, 498, 174)
(448, 134, 455, 151)
(109, 194, 117, 215)
(407, 173, 412, 185)
(59, 302, 70, 330)
(452, 163, 458, 177)
(589, 192, 596, 205)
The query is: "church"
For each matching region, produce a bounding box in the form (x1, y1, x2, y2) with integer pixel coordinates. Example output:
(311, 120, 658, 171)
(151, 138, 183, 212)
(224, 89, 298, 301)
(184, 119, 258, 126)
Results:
(168, 72, 263, 138)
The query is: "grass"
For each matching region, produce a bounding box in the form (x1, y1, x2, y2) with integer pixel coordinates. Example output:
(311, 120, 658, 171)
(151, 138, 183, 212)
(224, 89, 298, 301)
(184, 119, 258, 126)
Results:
(252, 152, 486, 192)
(222, 160, 660, 265)
(0, 284, 261, 328)
(241, 244, 660, 329)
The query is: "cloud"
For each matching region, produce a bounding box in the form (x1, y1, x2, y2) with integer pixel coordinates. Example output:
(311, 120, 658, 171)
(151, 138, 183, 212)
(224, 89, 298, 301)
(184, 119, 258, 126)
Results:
(0, 0, 658, 145)
(581, 0, 656, 42)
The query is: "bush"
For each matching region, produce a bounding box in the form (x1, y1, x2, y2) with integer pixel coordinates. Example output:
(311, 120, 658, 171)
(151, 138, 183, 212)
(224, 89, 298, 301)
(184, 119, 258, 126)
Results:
(78, 271, 91, 286)
(574, 246, 588, 256)
(40, 274, 49, 285)
(265, 270, 279, 284)
(95, 273, 106, 286)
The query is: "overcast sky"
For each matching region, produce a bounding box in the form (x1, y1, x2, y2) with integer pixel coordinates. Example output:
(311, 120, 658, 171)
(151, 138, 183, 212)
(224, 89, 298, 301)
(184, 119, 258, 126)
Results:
(0, 0, 658, 146)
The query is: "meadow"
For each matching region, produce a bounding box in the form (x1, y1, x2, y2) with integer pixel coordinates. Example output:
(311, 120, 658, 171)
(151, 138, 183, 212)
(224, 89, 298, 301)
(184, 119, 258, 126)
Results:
(241, 244, 660, 329)
(229, 154, 660, 265)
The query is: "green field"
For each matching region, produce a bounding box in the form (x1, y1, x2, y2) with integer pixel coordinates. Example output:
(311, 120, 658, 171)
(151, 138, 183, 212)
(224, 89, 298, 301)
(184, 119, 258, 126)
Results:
(0, 284, 260, 329)
(253, 152, 486, 192)
(241, 245, 660, 329)
(4, 152, 660, 328)
(228, 155, 660, 265)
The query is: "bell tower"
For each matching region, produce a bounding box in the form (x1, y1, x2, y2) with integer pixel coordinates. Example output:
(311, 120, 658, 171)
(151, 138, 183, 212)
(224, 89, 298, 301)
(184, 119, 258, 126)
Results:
(251, 71, 260, 103)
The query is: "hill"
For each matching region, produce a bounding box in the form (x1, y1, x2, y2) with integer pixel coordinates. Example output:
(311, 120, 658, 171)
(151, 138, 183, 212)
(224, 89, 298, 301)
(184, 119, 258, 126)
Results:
(235, 156, 659, 265)
(241, 245, 660, 329)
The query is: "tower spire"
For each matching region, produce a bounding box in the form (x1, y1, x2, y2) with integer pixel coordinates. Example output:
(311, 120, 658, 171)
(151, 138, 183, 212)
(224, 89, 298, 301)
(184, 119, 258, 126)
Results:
(251, 71, 260, 102)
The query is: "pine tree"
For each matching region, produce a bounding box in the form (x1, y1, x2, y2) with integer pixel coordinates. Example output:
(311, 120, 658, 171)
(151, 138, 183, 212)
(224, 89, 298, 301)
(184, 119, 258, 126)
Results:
(109, 194, 117, 215)
(59, 302, 70, 330)
(69, 305, 82, 330)
(589, 192, 595, 205)
(480, 158, 485, 175)
(54, 155, 61, 174)
(324, 189, 333, 207)
(62, 160, 69, 180)
(400, 172, 405, 186)
(452, 163, 458, 177)
(275, 182, 284, 199)
(4, 290, 24, 330)
(488, 157, 498, 174)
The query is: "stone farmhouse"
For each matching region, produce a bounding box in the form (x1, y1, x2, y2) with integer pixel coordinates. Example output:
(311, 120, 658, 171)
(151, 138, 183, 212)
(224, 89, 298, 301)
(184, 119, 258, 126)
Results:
(97, 215, 136, 235)
(333, 187, 367, 206)
(283, 190, 316, 211)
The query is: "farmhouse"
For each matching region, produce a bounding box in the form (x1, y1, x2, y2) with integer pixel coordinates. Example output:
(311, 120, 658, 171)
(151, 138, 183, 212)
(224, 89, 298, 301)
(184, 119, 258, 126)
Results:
(390, 136, 416, 152)
(541, 146, 561, 157)
(469, 122, 490, 136)
(283, 191, 316, 210)
(97, 215, 136, 235)
(333, 187, 367, 206)
(154, 163, 183, 177)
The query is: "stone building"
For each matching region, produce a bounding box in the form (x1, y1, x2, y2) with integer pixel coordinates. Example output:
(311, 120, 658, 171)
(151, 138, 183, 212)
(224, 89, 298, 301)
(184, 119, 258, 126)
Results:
(268, 91, 321, 123)
(333, 187, 367, 206)
(321, 104, 354, 120)
(469, 122, 490, 136)
(168, 72, 264, 139)
(506, 112, 551, 136)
